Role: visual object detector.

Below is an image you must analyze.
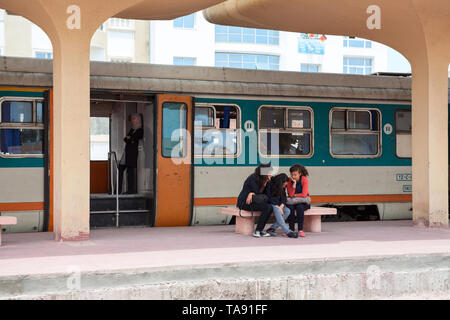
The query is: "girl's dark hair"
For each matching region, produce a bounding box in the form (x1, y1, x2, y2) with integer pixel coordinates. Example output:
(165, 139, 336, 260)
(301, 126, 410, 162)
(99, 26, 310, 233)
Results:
(254, 163, 272, 191)
(270, 173, 289, 198)
(289, 164, 309, 177)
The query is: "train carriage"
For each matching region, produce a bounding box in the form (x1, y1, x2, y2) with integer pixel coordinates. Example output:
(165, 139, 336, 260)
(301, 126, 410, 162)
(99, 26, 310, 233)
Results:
(0, 57, 446, 233)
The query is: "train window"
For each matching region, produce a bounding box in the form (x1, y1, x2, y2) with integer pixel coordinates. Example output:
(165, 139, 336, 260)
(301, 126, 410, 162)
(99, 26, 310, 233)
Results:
(194, 106, 214, 127)
(194, 104, 240, 157)
(330, 107, 381, 157)
(348, 110, 371, 130)
(395, 109, 411, 158)
(162, 102, 188, 158)
(396, 110, 411, 132)
(36, 102, 43, 123)
(0, 129, 44, 155)
(260, 108, 284, 129)
(0, 98, 45, 157)
(1, 101, 33, 123)
(331, 110, 346, 129)
(287, 109, 311, 129)
(258, 106, 313, 158)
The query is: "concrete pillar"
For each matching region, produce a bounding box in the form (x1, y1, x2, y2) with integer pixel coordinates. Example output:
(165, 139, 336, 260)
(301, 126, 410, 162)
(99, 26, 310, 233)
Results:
(411, 55, 449, 228)
(52, 33, 92, 241)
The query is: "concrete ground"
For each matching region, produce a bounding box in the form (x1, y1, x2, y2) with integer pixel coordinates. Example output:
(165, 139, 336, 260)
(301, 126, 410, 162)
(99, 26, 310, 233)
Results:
(1, 220, 449, 299)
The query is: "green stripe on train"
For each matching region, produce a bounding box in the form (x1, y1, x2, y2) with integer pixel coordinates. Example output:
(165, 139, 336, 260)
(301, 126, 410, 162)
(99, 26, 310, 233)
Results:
(194, 97, 413, 167)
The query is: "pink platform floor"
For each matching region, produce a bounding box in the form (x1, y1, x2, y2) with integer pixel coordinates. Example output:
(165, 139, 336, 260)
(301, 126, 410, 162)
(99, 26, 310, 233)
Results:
(0, 220, 449, 277)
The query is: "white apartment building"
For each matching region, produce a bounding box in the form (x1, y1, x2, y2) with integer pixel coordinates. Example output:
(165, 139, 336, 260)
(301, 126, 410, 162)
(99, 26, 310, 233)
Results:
(2, 9, 443, 77)
(0, 10, 150, 63)
(150, 12, 389, 75)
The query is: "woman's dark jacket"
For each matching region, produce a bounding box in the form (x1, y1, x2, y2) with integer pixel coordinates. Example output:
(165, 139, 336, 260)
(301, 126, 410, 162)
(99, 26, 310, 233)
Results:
(124, 128, 143, 168)
(236, 174, 266, 208)
(265, 181, 287, 206)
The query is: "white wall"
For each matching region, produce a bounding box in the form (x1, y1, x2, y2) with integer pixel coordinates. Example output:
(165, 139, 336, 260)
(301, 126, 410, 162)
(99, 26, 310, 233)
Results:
(31, 24, 52, 57)
(150, 12, 215, 66)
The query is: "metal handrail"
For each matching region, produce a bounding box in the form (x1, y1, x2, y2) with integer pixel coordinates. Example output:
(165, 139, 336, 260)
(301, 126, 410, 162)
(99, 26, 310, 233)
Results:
(108, 151, 120, 228)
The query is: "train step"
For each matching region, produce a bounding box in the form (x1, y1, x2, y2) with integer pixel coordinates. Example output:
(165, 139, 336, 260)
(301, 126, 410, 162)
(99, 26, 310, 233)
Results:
(90, 194, 153, 228)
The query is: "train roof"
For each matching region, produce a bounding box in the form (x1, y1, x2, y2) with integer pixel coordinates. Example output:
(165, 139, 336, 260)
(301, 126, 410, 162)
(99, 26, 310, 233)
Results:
(0, 56, 448, 103)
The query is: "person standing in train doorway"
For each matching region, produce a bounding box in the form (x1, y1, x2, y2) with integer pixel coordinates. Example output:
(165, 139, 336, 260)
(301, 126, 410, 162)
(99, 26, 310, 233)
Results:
(118, 113, 143, 194)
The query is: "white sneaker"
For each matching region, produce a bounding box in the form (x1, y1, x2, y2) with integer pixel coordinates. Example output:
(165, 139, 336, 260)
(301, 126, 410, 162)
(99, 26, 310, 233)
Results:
(252, 231, 261, 238)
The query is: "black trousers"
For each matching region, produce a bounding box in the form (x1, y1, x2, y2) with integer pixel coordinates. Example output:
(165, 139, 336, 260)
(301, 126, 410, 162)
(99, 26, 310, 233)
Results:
(118, 165, 137, 194)
(287, 203, 310, 231)
(239, 202, 273, 232)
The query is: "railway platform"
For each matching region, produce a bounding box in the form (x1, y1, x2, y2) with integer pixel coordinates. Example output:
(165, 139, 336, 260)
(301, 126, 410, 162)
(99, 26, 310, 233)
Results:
(0, 220, 449, 299)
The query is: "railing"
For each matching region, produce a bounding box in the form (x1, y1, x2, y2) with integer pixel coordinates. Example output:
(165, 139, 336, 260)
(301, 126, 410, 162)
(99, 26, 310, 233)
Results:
(108, 151, 120, 227)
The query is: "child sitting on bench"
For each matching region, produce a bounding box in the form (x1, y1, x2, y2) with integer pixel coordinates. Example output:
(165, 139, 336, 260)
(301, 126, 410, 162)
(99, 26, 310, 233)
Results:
(265, 173, 298, 238)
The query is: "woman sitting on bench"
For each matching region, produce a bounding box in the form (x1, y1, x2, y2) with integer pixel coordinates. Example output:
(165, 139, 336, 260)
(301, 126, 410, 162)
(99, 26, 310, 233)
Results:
(286, 164, 311, 238)
(236, 163, 273, 238)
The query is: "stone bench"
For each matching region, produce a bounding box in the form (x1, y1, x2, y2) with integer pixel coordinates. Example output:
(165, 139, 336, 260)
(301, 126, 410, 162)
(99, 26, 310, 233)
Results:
(0, 216, 17, 246)
(221, 206, 337, 236)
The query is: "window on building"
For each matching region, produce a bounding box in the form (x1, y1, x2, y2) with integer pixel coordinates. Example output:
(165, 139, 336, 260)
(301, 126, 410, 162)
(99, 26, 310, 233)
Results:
(0, 99, 44, 156)
(173, 13, 195, 29)
(343, 36, 372, 48)
(300, 64, 321, 72)
(90, 117, 110, 161)
(215, 25, 279, 45)
(35, 51, 53, 59)
(194, 104, 240, 157)
(343, 57, 373, 75)
(215, 53, 279, 70)
(173, 57, 197, 66)
(259, 106, 313, 157)
(330, 107, 381, 157)
(395, 109, 411, 158)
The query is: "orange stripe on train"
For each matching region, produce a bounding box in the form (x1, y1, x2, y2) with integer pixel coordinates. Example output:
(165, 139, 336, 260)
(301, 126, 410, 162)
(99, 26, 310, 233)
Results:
(194, 194, 412, 206)
(0, 202, 44, 211)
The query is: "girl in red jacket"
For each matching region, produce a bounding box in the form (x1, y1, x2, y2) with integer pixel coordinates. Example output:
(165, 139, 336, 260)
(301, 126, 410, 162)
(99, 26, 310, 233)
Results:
(286, 164, 311, 237)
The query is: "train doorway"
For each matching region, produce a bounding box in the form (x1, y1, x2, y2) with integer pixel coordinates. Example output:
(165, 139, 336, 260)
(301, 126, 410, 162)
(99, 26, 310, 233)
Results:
(88, 92, 194, 229)
(89, 92, 155, 228)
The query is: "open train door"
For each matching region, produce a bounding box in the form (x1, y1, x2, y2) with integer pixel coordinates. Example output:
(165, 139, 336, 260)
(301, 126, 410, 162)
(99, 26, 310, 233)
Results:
(43, 89, 53, 232)
(154, 94, 193, 227)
